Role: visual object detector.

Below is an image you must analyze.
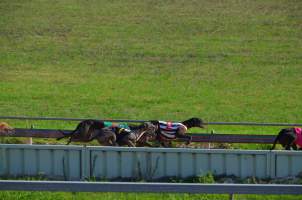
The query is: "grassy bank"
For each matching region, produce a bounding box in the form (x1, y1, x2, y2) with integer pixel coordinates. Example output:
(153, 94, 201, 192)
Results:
(2, 191, 302, 200)
(1, 0, 301, 129)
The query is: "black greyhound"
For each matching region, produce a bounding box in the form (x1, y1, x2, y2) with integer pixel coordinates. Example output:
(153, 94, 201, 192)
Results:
(150, 117, 205, 147)
(271, 128, 302, 150)
(57, 120, 107, 144)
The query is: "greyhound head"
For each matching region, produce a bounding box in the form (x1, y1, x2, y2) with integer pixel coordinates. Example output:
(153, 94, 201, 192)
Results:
(181, 117, 205, 129)
(142, 122, 157, 139)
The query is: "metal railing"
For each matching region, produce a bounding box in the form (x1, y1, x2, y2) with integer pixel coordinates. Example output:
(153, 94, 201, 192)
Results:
(0, 180, 302, 195)
(0, 115, 288, 144)
(0, 128, 276, 143)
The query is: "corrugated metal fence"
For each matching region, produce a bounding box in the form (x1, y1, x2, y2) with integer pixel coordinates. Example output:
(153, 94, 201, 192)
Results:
(1, 144, 302, 180)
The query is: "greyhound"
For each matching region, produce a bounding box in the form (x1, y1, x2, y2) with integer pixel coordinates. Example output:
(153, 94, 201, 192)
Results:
(271, 127, 302, 150)
(115, 122, 157, 147)
(150, 117, 205, 147)
(57, 120, 106, 145)
(57, 120, 157, 147)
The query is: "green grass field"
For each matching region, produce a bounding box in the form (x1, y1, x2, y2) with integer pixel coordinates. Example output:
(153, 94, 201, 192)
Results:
(1, 0, 302, 128)
(1, 0, 302, 199)
(2, 191, 302, 200)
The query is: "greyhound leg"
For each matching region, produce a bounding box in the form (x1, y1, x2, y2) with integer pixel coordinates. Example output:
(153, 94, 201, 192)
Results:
(66, 138, 72, 145)
(136, 140, 153, 147)
(127, 140, 136, 147)
(177, 134, 192, 145)
(160, 141, 171, 148)
(143, 142, 154, 147)
(56, 135, 66, 140)
(285, 144, 291, 150)
(108, 135, 118, 146)
(292, 144, 297, 150)
(112, 140, 119, 146)
(57, 130, 72, 141)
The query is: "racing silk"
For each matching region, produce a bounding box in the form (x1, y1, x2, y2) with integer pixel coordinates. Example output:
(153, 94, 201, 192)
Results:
(103, 121, 130, 134)
(294, 127, 302, 147)
(158, 121, 186, 139)
(103, 122, 130, 129)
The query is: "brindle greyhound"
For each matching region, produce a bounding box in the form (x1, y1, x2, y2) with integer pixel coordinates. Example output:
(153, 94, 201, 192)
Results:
(150, 117, 205, 147)
(57, 120, 157, 147)
(115, 122, 157, 147)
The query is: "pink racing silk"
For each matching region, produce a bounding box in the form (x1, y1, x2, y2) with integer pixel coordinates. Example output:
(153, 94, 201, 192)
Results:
(294, 127, 302, 147)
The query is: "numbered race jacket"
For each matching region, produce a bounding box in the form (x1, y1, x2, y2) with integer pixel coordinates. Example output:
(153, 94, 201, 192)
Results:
(158, 121, 186, 140)
(103, 121, 130, 134)
(294, 127, 302, 147)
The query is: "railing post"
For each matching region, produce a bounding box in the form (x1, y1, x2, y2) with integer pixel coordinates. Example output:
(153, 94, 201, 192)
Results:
(81, 145, 90, 180)
(25, 125, 34, 145)
(25, 137, 32, 145)
(269, 151, 276, 179)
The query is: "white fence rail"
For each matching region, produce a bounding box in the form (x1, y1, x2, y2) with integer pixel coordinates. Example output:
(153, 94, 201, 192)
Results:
(1, 180, 302, 195)
(0, 144, 302, 180)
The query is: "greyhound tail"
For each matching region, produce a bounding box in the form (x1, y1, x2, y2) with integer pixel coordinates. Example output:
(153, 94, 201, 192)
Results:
(56, 130, 75, 141)
(270, 131, 282, 150)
